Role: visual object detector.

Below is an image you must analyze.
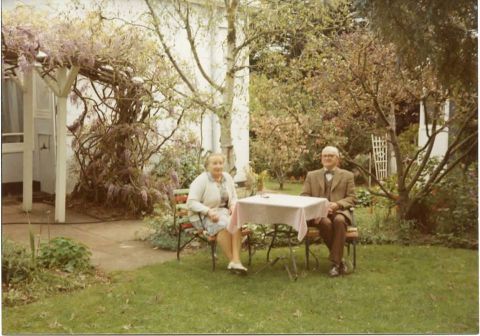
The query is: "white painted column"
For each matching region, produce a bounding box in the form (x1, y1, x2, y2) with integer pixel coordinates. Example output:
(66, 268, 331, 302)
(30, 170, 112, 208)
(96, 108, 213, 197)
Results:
(22, 70, 34, 212)
(54, 68, 67, 223)
(54, 94, 67, 222)
(52, 66, 79, 223)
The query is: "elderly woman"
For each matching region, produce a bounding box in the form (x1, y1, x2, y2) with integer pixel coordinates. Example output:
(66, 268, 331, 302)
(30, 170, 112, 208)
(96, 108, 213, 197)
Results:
(187, 153, 247, 273)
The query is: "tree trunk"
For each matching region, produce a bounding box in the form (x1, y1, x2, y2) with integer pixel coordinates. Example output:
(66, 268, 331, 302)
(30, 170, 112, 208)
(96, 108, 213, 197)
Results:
(396, 192, 434, 233)
(220, 0, 239, 176)
(219, 114, 236, 176)
(395, 191, 410, 221)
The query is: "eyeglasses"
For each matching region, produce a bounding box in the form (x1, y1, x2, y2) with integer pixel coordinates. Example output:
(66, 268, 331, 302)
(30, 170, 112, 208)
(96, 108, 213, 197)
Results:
(322, 154, 336, 158)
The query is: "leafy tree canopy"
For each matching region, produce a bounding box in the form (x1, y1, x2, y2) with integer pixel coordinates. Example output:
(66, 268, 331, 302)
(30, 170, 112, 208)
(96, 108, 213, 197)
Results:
(355, 0, 478, 91)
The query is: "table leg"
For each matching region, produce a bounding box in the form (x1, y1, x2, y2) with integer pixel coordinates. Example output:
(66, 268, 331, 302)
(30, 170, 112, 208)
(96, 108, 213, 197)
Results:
(266, 224, 278, 262)
(256, 224, 298, 281)
(287, 227, 298, 281)
(284, 264, 293, 281)
(254, 256, 281, 275)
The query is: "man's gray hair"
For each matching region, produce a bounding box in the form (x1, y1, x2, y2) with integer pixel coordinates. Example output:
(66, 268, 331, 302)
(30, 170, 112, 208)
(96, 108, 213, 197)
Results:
(322, 146, 340, 157)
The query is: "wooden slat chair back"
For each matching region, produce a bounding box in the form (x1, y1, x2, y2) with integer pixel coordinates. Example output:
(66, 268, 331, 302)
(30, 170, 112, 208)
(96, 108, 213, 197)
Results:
(305, 207, 359, 271)
(174, 188, 252, 271)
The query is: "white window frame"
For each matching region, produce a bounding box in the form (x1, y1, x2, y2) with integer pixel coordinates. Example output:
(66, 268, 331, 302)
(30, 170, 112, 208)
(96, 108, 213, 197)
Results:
(2, 76, 25, 154)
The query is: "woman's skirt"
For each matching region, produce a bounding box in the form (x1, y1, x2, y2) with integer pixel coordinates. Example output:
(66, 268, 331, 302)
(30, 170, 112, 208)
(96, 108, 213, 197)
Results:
(191, 208, 230, 236)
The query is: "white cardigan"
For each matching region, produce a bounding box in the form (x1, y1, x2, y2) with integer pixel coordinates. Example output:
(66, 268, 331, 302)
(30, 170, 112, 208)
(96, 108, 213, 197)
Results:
(187, 172, 238, 221)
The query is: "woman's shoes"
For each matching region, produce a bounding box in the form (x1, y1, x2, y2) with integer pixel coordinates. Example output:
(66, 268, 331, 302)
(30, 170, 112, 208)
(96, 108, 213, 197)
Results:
(227, 261, 248, 275)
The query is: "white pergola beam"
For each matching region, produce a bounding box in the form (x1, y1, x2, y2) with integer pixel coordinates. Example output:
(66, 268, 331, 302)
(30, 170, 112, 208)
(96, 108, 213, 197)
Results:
(22, 70, 34, 212)
(60, 66, 79, 97)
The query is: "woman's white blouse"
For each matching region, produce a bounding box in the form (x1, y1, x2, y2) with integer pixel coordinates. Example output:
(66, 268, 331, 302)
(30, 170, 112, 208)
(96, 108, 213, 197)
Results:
(186, 172, 237, 221)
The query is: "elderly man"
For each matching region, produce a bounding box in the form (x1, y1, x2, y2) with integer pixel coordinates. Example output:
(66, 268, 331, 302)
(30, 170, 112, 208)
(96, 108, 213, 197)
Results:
(301, 146, 356, 277)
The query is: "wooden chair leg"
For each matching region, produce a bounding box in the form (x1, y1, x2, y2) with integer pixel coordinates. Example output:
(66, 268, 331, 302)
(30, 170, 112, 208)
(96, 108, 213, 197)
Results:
(247, 234, 252, 266)
(353, 241, 357, 270)
(211, 241, 216, 271)
(267, 224, 278, 262)
(176, 228, 182, 261)
(305, 237, 310, 270)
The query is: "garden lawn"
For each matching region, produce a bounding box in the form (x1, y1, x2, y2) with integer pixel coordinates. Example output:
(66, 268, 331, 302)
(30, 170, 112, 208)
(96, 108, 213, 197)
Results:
(3, 244, 478, 334)
(265, 180, 303, 195)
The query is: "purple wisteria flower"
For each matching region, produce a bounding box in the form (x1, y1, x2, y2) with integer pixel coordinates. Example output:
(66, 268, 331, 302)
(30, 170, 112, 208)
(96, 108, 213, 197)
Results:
(170, 170, 179, 187)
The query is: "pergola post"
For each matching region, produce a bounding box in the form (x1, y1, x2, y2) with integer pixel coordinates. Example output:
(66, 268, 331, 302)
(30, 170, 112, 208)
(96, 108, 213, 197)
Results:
(54, 94, 68, 223)
(22, 70, 34, 212)
(52, 66, 79, 223)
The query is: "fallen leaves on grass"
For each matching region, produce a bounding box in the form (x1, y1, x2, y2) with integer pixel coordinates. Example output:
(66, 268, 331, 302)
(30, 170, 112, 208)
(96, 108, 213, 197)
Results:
(293, 309, 302, 318)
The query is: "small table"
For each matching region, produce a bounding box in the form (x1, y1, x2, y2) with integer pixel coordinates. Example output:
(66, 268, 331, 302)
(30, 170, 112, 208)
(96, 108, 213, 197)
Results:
(228, 193, 329, 279)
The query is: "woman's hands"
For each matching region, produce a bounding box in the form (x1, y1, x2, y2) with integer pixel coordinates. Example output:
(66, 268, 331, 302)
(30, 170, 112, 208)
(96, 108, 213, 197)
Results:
(207, 205, 235, 222)
(207, 208, 220, 222)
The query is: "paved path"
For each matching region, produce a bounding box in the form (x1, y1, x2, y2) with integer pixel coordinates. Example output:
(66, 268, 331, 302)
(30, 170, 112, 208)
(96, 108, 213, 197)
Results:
(1, 201, 176, 272)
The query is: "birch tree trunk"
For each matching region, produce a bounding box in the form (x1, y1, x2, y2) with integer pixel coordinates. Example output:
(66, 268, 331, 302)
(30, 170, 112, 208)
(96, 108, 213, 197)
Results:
(220, 0, 239, 175)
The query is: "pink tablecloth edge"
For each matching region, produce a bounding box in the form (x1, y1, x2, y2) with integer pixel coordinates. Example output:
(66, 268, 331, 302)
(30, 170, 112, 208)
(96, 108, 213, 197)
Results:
(227, 201, 326, 241)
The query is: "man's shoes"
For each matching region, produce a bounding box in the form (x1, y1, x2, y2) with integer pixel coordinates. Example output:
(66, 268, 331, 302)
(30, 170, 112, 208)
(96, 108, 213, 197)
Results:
(329, 261, 348, 277)
(227, 261, 248, 275)
(328, 264, 341, 277)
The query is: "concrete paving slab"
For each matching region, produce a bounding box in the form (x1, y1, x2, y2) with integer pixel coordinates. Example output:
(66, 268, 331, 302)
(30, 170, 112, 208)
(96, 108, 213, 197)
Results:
(1, 201, 177, 272)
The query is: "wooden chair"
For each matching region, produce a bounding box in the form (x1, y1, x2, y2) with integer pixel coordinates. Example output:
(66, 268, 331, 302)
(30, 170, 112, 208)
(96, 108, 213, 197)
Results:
(304, 207, 359, 271)
(173, 188, 252, 271)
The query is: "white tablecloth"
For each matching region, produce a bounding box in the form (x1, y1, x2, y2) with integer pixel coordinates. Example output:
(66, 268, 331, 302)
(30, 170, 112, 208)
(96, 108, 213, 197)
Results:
(228, 193, 329, 241)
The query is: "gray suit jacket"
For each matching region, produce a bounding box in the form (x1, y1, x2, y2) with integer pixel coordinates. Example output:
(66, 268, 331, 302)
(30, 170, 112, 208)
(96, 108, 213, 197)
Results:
(301, 167, 356, 224)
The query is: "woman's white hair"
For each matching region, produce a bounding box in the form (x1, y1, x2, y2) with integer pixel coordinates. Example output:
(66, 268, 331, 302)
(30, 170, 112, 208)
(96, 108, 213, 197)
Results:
(322, 146, 340, 157)
(204, 152, 225, 169)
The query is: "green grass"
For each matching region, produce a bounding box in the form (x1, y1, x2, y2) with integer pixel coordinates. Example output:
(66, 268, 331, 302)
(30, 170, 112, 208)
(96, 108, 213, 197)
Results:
(265, 180, 304, 195)
(4, 245, 478, 334)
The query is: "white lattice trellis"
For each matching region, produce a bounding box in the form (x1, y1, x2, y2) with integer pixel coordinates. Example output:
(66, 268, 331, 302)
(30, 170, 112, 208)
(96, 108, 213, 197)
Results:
(371, 134, 388, 181)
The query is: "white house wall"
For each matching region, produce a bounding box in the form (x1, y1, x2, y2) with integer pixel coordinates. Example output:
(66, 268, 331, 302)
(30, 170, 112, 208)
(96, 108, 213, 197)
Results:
(417, 100, 450, 159)
(149, 0, 250, 168)
(2, 153, 23, 183)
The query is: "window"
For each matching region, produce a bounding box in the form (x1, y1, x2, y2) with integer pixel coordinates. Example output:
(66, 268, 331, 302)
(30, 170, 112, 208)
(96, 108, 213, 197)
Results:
(1, 77, 24, 144)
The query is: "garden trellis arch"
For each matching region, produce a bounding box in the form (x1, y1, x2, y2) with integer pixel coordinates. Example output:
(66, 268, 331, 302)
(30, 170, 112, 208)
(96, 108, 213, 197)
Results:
(2, 50, 151, 222)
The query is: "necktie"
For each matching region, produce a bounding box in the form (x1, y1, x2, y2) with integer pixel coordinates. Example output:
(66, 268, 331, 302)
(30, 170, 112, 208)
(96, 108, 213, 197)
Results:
(325, 170, 334, 182)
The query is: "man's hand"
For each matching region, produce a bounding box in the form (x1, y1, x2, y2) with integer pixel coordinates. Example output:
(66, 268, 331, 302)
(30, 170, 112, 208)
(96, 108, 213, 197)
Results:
(207, 209, 220, 222)
(328, 202, 339, 214)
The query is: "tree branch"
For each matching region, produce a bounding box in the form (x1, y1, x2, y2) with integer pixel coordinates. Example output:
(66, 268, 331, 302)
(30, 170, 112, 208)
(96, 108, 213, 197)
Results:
(175, 1, 223, 93)
(144, 0, 198, 94)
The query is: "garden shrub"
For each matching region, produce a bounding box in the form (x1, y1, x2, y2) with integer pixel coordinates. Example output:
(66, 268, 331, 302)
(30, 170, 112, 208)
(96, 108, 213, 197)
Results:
(143, 198, 194, 251)
(2, 239, 105, 307)
(355, 187, 372, 207)
(144, 134, 209, 250)
(424, 163, 478, 246)
(152, 132, 205, 189)
(37, 237, 92, 273)
(2, 239, 35, 286)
